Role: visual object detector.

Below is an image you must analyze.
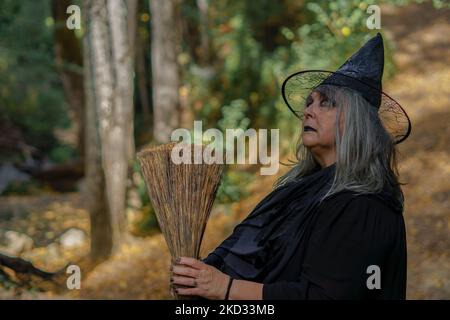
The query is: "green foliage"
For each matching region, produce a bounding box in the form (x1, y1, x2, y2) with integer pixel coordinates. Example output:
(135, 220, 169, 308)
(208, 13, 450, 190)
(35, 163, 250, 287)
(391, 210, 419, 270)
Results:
(48, 144, 79, 164)
(216, 169, 253, 204)
(180, 0, 434, 203)
(0, 0, 70, 153)
(215, 98, 254, 203)
(218, 99, 250, 131)
(131, 160, 150, 207)
(127, 159, 160, 235)
(184, 0, 412, 141)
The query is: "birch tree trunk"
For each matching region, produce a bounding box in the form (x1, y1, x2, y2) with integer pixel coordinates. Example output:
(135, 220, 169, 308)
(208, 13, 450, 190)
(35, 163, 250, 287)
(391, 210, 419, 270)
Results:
(150, 0, 181, 143)
(85, 0, 137, 253)
(83, 0, 112, 261)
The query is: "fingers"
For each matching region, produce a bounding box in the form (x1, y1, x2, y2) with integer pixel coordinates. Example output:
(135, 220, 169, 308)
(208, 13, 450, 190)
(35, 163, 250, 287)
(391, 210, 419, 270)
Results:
(169, 257, 208, 298)
(172, 275, 197, 287)
(175, 286, 201, 296)
(172, 264, 200, 278)
(176, 257, 204, 269)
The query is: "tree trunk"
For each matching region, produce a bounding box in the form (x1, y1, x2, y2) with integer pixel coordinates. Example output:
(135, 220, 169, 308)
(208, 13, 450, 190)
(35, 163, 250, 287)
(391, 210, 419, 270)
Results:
(85, 0, 136, 254)
(52, 0, 86, 162)
(150, 0, 181, 143)
(83, 0, 112, 261)
(125, 0, 138, 162)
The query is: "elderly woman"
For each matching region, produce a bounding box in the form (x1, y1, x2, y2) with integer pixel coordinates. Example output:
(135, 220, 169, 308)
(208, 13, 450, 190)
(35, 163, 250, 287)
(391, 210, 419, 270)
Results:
(170, 33, 411, 300)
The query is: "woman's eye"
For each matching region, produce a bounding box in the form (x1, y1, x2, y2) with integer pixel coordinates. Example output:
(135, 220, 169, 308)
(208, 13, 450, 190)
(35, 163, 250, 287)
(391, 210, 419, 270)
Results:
(320, 99, 329, 106)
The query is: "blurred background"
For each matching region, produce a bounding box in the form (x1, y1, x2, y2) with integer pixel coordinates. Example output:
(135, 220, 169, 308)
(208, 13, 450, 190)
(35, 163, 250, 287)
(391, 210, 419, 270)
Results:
(0, 0, 448, 299)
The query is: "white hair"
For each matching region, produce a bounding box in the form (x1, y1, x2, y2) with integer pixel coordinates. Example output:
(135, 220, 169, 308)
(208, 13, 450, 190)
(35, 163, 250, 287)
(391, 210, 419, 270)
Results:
(277, 85, 403, 205)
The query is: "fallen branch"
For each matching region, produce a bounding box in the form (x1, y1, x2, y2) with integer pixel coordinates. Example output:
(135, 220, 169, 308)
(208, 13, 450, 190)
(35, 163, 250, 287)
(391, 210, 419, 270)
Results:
(0, 253, 67, 281)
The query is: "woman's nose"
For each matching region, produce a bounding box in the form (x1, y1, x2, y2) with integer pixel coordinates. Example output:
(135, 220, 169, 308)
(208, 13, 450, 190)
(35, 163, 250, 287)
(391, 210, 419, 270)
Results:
(303, 105, 315, 119)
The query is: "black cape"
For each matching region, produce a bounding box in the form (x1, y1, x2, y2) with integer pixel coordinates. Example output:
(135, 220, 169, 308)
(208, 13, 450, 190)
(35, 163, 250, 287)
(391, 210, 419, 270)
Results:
(203, 164, 407, 299)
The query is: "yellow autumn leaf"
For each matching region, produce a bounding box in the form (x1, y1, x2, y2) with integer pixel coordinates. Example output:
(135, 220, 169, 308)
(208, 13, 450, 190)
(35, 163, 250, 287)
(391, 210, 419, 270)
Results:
(341, 26, 351, 37)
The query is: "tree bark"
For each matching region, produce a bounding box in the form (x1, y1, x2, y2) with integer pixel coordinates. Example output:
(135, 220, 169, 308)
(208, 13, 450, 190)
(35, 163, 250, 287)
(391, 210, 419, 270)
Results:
(83, 0, 112, 261)
(105, 0, 136, 250)
(150, 0, 181, 143)
(85, 0, 136, 254)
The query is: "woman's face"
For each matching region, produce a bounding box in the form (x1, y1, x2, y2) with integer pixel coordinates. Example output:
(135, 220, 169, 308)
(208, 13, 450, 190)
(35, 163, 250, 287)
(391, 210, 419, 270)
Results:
(302, 90, 343, 167)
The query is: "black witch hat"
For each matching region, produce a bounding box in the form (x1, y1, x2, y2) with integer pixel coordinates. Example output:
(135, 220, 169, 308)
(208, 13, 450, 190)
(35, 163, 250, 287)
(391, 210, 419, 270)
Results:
(282, 33, 411, 144)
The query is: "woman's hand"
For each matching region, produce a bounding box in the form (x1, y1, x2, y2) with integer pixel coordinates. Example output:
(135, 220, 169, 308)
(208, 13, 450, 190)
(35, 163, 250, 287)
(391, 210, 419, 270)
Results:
(170, 257, 230, 300)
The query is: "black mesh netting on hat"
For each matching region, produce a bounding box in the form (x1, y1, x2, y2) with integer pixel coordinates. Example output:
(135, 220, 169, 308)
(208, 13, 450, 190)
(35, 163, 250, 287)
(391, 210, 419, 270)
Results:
(281, 71, 411, 144)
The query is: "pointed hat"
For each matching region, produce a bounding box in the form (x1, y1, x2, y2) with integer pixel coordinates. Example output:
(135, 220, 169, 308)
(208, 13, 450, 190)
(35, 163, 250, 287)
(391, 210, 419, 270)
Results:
(282, 33, 411, 144)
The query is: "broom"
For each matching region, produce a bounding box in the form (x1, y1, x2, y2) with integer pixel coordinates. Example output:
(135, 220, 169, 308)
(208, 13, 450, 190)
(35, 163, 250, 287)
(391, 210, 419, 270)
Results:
(136, 142, 223, 299)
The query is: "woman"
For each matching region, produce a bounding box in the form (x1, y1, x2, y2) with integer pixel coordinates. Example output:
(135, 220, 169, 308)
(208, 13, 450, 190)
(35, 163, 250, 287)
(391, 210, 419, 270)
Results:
(170, 33, 411, 300)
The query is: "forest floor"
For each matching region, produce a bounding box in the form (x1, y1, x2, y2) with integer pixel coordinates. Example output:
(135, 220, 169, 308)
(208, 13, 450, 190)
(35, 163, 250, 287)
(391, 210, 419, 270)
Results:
(381, 2, 450, 299)
(0, 1, 448, 299)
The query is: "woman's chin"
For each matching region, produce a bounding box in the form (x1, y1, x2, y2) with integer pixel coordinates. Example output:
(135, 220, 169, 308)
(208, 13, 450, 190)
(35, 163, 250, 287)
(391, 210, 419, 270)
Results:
(302, 135, 317, 148)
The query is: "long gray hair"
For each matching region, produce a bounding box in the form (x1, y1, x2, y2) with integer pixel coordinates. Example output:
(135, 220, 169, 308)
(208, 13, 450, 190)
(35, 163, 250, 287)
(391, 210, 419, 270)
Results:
(277, 85, 403, 206)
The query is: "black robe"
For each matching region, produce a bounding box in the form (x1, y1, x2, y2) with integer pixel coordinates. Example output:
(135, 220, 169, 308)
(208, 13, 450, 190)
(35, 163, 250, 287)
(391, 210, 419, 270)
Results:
(203, 164, 407, 300)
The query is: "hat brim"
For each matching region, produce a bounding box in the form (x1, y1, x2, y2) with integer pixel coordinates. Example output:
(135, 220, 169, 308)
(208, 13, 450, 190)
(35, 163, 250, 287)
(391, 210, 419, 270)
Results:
(281, 70, 411, 144)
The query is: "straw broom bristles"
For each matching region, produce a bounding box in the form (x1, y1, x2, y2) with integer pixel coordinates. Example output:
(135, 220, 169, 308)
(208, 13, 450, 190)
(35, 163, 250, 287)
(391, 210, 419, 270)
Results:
(136, 142, 223, 299)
